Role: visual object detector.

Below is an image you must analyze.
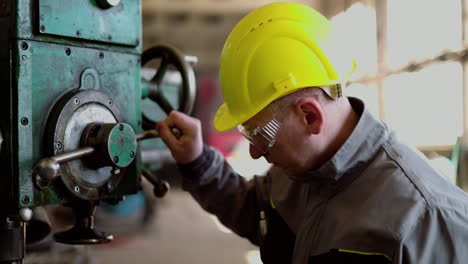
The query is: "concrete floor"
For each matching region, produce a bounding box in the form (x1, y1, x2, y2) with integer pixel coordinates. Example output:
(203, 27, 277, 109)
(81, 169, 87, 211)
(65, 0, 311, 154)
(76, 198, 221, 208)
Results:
(89, 189, 259, 264)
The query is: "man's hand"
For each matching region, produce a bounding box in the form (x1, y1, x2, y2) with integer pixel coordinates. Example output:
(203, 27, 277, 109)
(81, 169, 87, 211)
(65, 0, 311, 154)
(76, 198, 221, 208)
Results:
(157, 111, 203, 164)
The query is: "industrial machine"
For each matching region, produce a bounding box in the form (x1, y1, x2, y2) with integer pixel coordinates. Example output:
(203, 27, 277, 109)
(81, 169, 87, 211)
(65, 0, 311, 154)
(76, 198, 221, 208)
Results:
(0, 0, 196, 262)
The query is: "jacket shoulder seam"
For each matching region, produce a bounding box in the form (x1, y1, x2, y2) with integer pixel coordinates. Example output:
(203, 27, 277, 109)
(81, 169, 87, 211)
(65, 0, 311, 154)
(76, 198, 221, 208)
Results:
(381, 142, 434, 210)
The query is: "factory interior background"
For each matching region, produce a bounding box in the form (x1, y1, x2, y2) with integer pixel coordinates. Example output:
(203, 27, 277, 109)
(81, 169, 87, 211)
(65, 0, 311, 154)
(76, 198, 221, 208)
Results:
(17, 0, 468, 263)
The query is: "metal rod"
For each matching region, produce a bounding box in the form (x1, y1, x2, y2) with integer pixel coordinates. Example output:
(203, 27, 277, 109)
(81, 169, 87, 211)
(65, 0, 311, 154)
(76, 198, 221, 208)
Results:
(135, 128, 181, 141)
(41, 127, 177, 165)
(52, 147, 95, 163)
(135, 129, 160, 141)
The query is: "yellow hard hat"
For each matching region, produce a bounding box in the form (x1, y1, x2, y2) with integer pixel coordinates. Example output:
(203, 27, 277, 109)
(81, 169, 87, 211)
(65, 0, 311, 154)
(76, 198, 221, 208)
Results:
(214, 2, 356, 132)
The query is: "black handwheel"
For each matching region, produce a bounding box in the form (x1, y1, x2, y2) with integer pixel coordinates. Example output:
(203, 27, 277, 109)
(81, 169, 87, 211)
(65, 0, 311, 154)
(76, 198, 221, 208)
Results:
(141, 44, 196, 130)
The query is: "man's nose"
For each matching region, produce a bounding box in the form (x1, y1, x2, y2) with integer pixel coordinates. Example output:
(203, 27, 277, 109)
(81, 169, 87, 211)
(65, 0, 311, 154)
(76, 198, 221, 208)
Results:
(249, 144, 264, 159)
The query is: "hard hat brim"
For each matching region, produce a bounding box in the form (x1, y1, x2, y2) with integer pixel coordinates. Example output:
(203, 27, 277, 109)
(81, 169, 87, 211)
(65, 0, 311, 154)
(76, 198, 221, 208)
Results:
(213, 59, 357, 132)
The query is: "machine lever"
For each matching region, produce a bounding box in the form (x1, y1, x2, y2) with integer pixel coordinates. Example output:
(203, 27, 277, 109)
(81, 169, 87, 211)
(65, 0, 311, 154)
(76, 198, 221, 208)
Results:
(34, 147, 95, 188)
(135, 127, 181, 141)
(142, 170, 170, 198)
(34, 125, 181, 188)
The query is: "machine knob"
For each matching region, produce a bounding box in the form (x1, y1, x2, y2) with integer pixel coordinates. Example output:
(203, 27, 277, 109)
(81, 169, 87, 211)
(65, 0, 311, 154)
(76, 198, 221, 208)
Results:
(34, 158, 60, 188)
(142, 170, 170, 198)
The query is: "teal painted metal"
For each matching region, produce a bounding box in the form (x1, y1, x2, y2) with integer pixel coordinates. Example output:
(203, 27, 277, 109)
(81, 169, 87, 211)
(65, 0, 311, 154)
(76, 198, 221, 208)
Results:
(108, 124, 137, 168)
(0, 0, 183, 212)
(38, 0, 141, 46)
(0, 0, 153, 210)
(15, 0, 141, 55)
(16, 40, 142, 207)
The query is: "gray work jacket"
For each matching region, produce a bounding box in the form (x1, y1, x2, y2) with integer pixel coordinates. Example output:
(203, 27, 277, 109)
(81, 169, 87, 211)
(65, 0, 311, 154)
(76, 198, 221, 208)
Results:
(178, 98, 468, 264)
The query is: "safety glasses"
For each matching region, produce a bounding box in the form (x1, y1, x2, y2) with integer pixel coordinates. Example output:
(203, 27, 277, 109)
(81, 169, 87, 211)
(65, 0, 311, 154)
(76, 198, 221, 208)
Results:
(237, 115, 282, 155)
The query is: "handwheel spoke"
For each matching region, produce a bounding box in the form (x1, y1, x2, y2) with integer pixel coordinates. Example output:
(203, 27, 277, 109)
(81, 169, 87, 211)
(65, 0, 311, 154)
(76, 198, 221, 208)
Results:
(152, 54, 169, 85)
(140, 44, 196, 130)
(148, 90, 174, 115)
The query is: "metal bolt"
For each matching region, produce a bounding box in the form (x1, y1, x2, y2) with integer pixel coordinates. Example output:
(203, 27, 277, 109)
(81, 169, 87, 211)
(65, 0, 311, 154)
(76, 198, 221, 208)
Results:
(40, 25, 45, 32)
(20, 117, 29, 126)
(22, 196, 30, 205)
(99, 52, 104, 59)
(74, 186, 80, 193)
(76, 30, 81, 36)
(107, 182, 113, 191)
(108, 100, 113, 106)
(119, 124, 124, 131)
(130, 151, 135, 158)
(20, 42, 28, 50)
(65, 48, 71, 56)
(112, 168, 121, 175)
(73, 97, 80, 105)
(21, 55, 27, 61)
(113, 156, 119, 163)
(55, 141, 63, 150)
(107, 35, 112, 41)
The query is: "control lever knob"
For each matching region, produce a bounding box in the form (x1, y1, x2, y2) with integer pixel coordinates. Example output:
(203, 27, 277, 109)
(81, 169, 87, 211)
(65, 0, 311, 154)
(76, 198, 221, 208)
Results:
(142, 170, 170, 198)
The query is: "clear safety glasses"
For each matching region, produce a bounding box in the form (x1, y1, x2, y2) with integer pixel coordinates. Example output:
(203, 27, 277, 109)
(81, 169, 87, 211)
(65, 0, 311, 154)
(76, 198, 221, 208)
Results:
(237, 116, 282, 155)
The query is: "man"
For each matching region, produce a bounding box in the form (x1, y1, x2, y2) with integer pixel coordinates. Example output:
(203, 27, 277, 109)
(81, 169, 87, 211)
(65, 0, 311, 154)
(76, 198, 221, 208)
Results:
(157, 2, 468, 263)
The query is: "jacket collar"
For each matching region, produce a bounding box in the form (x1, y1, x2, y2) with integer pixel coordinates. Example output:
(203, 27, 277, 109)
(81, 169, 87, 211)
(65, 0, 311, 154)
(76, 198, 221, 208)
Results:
(290, 97, 389, 183)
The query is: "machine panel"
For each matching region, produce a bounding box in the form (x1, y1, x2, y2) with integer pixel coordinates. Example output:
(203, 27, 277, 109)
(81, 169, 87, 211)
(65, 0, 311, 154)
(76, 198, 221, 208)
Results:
(37, 0, 141, 46)
(15, 40, 142, 208)
(0, 0, 197, 260)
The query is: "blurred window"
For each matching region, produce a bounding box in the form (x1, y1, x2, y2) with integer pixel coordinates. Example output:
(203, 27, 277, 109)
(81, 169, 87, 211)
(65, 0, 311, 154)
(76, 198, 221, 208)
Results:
(383, 62, 463, 146)
(332, 0, 463, 148)
(387, 0, 462, 69)
(331, 3, 378, 79)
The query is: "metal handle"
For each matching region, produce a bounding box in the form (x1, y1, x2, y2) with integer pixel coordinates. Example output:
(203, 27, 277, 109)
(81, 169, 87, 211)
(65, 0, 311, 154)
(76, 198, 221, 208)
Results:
(34, 126, 181, 188)
(135, 127, 181, 141)
(142, 170, 170, 198)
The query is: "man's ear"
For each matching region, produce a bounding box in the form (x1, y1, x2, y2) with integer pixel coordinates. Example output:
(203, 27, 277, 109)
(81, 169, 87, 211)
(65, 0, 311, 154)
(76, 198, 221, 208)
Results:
(295, 97, 324, 135)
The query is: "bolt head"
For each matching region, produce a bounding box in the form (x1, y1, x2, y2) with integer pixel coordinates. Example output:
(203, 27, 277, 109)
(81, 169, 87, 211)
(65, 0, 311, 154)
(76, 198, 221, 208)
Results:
(20, 42, 28, 50)
(55, 141, 63, 150)
(22, 196, 30, 205)
(20, 117, 29, 126)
